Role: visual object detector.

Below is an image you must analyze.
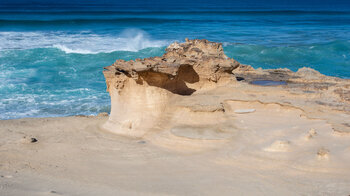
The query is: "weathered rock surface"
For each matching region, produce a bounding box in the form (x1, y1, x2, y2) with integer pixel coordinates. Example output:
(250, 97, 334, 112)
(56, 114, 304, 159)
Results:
(104, 39, 240, 94)
(103, 38, 350, 138)
(103, 39, 240, 137)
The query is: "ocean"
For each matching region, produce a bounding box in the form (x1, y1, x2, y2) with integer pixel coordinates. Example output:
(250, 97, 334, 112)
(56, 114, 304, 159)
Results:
(0, 1, 350, 119)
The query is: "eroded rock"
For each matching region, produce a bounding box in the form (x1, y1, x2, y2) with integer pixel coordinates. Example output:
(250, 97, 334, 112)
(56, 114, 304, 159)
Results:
(102, 39, 350, 138)
(102, 39, 240, 137)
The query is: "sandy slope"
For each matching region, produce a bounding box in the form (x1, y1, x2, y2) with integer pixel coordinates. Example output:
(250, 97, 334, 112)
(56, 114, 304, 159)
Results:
(1, 82, 350, 195)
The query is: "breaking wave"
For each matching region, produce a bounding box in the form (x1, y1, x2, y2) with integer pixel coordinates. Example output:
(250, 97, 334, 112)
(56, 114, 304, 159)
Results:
(0, 28, 170, 53)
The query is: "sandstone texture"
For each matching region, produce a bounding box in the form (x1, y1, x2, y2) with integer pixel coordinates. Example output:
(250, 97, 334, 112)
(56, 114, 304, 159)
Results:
(103, 39, 350, 138)
(104, 38, 240, 94)
(103, 39, 240, 137)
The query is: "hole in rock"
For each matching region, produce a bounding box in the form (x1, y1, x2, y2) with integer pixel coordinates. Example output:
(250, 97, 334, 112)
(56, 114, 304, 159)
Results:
(139, 64, 199, 95)
(236, 76, 245, 81)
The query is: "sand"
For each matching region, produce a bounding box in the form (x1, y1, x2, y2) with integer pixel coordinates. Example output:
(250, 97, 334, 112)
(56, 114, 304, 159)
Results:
(1, 81, 350, 195)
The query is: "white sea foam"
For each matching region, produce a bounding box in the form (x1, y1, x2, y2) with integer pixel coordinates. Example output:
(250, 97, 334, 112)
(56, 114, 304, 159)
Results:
(53, 44, 94, 54)
(0, 29, 170, 54)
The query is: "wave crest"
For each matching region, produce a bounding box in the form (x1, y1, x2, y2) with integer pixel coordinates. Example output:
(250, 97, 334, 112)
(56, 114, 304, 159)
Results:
(0, 29, 170, 54)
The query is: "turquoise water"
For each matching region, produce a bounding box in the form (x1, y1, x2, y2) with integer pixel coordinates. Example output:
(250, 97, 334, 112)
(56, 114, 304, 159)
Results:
(0, 4, 350, 119)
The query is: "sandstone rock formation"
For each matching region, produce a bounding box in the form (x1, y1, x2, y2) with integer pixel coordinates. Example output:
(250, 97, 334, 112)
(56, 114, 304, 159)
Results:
(103, 39, 240, 137)
(103, 39, 350, 139)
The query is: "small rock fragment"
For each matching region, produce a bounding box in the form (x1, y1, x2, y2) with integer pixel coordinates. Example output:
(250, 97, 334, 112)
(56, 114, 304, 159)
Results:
(309, 128, 317, 136)
(21, 136, 38, 144)
(317, 147, 330, 160)
(305, 128, 317, 140)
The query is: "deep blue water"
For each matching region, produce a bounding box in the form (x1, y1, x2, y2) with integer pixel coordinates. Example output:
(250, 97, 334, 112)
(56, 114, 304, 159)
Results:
(0, 1, 350, 119)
